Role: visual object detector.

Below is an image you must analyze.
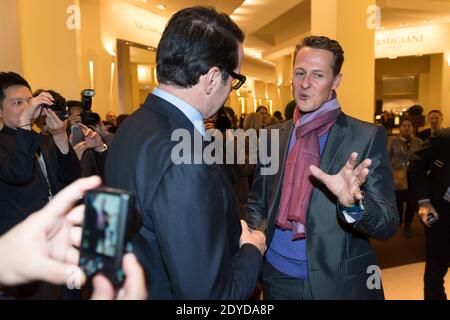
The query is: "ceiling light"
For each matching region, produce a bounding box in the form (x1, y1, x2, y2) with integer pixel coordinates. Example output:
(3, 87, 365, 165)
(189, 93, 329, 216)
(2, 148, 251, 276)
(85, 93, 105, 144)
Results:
(156, 4, 166, 10)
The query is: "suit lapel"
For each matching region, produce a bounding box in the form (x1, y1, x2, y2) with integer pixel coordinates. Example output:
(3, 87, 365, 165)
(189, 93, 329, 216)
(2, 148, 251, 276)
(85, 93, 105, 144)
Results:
(309, 113, 348, 205)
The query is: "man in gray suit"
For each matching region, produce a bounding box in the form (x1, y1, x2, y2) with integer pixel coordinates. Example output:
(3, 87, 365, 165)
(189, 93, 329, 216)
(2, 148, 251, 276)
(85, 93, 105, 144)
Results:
(245, 36, 399, 300)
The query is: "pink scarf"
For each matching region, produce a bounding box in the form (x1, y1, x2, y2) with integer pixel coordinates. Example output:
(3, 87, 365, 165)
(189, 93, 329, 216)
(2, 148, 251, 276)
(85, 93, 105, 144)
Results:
(276, 101, 341, 240)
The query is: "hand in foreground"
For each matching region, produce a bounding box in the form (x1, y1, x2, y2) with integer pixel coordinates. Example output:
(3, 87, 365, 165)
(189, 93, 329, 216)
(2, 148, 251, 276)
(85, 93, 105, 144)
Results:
(0, 176, 101, 286)
(90, 253, 147, 300)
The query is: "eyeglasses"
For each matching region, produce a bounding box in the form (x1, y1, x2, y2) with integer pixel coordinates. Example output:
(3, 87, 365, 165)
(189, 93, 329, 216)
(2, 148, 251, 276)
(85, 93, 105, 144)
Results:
(227, 70, 246, 90)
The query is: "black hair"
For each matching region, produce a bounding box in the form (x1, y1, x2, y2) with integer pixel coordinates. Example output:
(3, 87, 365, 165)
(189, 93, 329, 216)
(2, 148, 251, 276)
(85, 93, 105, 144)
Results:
(428, 109, 443, 116)
(66, 100, 82, 109)
(400, 116, 416, 130)
(33, 89, 65, 101)
(156, 6, 244, 88)
(294, 36, 344, 76)
(223, 106, 235, 117)
(273, 111, 282, 120)
(0, 72, 32, 108)
(116, 114, 130, 128)
(256, 106, 268, 113)
(216, 114, 232, 132)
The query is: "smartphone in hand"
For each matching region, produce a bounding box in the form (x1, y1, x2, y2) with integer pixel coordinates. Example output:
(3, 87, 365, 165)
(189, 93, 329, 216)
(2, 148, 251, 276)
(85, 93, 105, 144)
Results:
(70, 125, 84, 146)
(79, 187, 140, 287)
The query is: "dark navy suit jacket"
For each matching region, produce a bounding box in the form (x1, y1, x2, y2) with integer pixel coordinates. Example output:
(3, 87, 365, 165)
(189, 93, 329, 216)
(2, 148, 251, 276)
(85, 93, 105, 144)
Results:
(105, 94, 262, 299)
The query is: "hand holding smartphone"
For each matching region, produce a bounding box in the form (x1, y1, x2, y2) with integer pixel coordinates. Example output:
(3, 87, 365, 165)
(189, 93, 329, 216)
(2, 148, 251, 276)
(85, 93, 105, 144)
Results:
(79, 187, 140, 288)
(70, 125, 84, 146)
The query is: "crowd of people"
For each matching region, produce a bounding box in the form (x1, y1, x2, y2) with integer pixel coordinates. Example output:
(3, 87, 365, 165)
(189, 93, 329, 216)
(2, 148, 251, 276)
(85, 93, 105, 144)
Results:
(0, 6, 448, 300)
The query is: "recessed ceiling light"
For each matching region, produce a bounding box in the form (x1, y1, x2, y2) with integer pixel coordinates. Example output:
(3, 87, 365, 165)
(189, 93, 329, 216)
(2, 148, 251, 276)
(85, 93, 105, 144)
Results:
(156, 4, 167, 10)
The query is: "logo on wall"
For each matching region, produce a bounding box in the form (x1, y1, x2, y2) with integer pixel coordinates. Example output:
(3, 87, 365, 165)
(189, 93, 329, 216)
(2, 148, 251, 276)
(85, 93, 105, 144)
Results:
(134, 20, 163, 36)
(376, 34, 424, 50)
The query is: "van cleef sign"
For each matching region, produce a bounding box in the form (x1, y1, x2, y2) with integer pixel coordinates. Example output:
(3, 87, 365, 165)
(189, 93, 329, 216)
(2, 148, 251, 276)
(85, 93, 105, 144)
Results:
(376, 33, 424, 50)
(100, 0, 167, 49)
(134, 20, 163, 36)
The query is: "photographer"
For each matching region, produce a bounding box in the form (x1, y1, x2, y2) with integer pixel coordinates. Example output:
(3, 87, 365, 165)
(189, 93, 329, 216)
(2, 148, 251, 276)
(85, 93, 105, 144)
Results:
(0, 176, 147, 300)
(67, 100, 109, 179)
(0, 72, 80, 237)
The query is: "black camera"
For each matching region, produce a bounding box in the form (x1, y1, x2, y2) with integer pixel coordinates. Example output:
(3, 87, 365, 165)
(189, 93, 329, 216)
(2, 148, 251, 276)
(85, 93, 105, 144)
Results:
(80, 89, 101, 126)
(42, 97, 68, 121)
(79, 187, 141, 287)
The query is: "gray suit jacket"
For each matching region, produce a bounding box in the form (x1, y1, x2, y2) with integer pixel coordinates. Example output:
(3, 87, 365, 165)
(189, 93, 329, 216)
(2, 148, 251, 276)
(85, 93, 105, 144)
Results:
(246, 113, 399, 299)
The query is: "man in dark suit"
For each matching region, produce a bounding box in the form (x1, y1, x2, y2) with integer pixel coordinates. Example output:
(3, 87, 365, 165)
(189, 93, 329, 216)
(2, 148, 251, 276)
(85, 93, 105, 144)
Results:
(409, 128, 450, 300)
(105, 6, 266, 299)
(417, 110, 444, 141)
(0, 72, 80, 236)
(245, 36, 399, 300)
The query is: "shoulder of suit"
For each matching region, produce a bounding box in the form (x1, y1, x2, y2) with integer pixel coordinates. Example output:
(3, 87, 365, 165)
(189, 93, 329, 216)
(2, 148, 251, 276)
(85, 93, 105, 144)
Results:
(340, 113, 381, 133)
(121, 101, 171, 132)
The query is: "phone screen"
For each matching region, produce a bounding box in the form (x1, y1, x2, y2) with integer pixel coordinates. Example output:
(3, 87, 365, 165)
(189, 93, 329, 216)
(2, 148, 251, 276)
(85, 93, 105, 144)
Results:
(70, 125, 84, 147)
(82, 192, 122, 258)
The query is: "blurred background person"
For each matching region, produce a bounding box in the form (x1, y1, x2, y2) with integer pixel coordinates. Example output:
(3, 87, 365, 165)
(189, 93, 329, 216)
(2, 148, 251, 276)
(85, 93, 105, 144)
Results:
(265, 115, 280, 127)
(105, 111, 117, 127)
(115, 114, 130, 130)
(409, 127, 450, 300)
(388, 117, 422, 237)
(224, 106, 239, 129)
(243, 112, 263, 133)
(256, 105, 269, 128)
(417, 110, 444, 141)
(273, 111, 283, 122)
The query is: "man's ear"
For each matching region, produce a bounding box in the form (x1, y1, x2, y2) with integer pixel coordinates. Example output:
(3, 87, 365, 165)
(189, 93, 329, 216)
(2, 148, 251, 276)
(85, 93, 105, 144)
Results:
(332, 73, 342, 90)
(203, 67, 222, 95)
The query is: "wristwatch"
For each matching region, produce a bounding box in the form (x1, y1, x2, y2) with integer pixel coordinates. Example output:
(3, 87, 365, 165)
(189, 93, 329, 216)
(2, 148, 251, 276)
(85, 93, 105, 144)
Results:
(94, 143, 108, 153)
